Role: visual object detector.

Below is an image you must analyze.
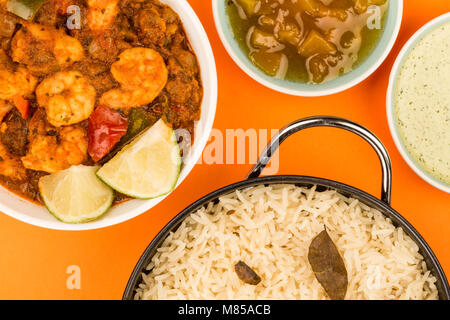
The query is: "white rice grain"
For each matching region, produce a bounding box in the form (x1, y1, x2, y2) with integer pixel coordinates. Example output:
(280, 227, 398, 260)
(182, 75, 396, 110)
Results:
(136, 185, 439, 300)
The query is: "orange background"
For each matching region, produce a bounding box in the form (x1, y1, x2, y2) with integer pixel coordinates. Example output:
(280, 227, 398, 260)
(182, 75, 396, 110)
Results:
(0, 0, 449, 300)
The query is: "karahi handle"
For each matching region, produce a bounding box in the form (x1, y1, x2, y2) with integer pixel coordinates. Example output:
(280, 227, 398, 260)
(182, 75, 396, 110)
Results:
(247, 116, 393, 205)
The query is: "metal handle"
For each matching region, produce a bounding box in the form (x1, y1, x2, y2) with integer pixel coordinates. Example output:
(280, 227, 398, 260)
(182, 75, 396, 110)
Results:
(247, 116, 393, 205)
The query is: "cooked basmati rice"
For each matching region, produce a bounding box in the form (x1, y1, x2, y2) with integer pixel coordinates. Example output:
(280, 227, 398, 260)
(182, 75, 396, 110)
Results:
(135, 185, 439, 300)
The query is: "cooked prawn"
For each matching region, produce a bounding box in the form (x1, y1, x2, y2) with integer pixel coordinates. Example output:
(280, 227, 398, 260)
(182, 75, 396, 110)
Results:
(87, 0, 119, 31)
(21, 109, 87, 174)
(0, 50, 38, 102)
(99, 47, 168, 109)
(0, 141, 27, 181)
(36, 71, 96, 127)
(0, 66, 37, 102)
(11, 23, 84, 74)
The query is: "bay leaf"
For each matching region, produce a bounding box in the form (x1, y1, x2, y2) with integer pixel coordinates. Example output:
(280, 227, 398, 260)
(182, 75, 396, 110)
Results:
(235, 261, 262, 285)
(308, 227, 348, 300)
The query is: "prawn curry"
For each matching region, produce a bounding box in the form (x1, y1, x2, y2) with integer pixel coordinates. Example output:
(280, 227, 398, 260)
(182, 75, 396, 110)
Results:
(227, 0, 388, 83)
(0, 0, 202, 205)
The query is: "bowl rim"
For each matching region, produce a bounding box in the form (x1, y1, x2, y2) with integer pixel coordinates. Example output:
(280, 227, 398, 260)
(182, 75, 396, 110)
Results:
(212, 0, 403, 97)
(386, 12, 450, 194)
(0, 0, 218, 230)
(123, 175, 450, 300)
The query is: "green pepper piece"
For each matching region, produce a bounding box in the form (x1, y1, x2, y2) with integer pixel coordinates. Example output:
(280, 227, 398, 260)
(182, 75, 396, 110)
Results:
(6, 0, 46, 20)
(122, 108, 153, 143)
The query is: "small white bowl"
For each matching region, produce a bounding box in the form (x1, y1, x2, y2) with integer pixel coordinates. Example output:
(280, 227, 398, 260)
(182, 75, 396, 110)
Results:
(387, 13, 450, 194)
(0, 0, 218, 230)
(213, 0, 403, 97)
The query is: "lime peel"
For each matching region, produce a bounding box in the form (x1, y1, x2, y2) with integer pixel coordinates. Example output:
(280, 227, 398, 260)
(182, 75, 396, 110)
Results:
(39, 165, 114, 224)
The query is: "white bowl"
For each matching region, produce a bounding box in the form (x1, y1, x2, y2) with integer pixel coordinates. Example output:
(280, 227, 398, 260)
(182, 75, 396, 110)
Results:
(387, 13, 450, 194)
(213, 0, 403, 97)
(0, 0, 218, 230)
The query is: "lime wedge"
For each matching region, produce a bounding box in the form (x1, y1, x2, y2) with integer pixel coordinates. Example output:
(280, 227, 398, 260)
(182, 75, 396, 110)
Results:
(96, 119, 181, 199)
(39, 165, 114, 224)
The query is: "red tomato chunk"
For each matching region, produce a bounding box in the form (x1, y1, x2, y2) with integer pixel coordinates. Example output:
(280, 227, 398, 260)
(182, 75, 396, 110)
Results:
(88, 105, 128, 162)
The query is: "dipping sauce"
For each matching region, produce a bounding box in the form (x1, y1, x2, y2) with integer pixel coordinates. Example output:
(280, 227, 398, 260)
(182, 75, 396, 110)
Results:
(226, 0, 388, 83)
(394, 22, 450, 185)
